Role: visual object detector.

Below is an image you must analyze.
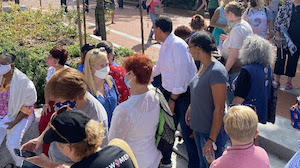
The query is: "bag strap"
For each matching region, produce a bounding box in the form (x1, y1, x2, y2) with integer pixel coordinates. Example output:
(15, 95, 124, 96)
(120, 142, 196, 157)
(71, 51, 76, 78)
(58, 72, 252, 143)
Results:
(153, 87, 173, 117)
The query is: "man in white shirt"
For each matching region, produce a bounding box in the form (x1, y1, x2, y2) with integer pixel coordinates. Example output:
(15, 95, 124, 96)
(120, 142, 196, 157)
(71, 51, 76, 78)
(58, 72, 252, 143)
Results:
(152, 16, 199, 168)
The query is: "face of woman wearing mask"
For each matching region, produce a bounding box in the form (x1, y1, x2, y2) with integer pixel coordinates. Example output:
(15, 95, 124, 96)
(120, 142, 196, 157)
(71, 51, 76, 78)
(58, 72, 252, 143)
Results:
(0, 57, 13, 76)
(91, 58, 110, 79)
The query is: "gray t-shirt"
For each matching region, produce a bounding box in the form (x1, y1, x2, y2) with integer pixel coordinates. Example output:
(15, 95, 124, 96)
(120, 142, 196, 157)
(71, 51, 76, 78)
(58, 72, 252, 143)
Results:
(222, 21, 253, 74)
(189, 61, 228, 134)
(48, 92, 108, 164)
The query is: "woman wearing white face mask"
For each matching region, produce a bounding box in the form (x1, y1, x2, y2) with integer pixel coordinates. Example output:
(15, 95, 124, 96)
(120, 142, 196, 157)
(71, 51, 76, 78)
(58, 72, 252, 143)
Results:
(108, 53, 162, 168)
(84, 48, 119, 128)
(0, 53, 37, 167)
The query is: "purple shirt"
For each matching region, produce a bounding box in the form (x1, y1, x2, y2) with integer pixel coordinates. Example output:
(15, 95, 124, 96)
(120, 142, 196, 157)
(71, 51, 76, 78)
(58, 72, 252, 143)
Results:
(210, 143, 270, 168)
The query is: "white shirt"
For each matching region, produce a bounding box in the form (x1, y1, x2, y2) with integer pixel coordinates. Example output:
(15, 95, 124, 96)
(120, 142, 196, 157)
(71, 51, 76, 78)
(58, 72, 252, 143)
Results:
(108, 89, 162, 168)
(45, 65, 69, 82)
(152, 33, 197, 94)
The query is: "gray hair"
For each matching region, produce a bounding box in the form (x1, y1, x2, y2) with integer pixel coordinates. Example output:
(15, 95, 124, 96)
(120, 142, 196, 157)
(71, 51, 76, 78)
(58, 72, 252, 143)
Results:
(239, 34, 275, 67)
(0, 53, 16, 64)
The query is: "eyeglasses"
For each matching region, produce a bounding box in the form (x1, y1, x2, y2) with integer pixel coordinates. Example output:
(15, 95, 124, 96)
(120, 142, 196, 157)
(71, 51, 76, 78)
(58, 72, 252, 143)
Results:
(228, 104, 257, 113)
(48, 105, 72, 144)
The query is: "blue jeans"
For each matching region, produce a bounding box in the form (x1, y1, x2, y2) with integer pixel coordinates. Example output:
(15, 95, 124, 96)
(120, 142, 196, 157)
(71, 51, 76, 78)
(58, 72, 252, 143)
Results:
(160, 87, 200, 167)
(226, 72, 240, 105)
(194, 127, 229, 168)
(149, 12, 159, 39)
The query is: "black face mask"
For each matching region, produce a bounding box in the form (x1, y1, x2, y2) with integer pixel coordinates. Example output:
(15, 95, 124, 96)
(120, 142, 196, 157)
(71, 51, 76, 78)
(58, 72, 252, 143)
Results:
(250, 1, 257, 7)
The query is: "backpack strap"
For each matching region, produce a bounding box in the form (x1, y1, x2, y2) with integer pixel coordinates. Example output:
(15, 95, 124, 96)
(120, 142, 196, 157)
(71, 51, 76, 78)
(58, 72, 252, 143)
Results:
(153, 87, 173, 117)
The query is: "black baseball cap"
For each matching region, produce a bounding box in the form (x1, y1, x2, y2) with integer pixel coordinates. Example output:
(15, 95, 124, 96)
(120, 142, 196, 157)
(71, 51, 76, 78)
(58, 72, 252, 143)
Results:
(43, 110, 91, 144)
(81, 43, 95, 53)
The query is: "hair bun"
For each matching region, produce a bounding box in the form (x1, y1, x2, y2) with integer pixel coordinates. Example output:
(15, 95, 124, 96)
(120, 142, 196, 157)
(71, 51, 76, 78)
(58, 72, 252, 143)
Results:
(209, 44, 218, 51)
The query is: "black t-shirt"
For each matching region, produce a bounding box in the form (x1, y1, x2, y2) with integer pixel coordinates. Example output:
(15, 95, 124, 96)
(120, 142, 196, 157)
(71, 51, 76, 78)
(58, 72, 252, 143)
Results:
(288, 5, 300, 47)
(71, 146, 135, 168)
(234, 68, 251, 99)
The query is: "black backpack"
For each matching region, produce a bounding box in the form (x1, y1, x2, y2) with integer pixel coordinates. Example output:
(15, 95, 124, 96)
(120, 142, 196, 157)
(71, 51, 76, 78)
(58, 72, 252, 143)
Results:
(152, 87, 176, 152)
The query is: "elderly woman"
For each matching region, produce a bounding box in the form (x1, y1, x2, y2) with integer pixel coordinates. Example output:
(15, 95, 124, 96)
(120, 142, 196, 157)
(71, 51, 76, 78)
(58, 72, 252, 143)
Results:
(185, 31, 229, 168)
(40, 46, 69, 156)
(210, 0, 232, 46)
(273, 0, 300, 90)
(221, 1, 253, 104)
(108, 53, 162, 168)
(232, 34, 275, 124)
(242, 0, 274, 39)
(27, 109, 138, 168)
(0, 53, 37, 167)
(84, 48, 119, 128)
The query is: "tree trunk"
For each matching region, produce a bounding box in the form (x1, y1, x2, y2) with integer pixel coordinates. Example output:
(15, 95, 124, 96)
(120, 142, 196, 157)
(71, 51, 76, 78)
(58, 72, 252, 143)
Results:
(95, 0, 106, 40)
(15, 0, 19, 4)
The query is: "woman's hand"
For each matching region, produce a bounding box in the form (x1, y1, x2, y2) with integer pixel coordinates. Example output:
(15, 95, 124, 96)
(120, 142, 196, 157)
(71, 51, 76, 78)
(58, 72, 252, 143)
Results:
(185, 106, 191, 126)
(202, 140, 214, 156)
(275, 31, 281, 45)
(26, 154, 60, 168)
(5, 121, 17, 129)
(220, 34, 228, 42)
(21, 137, 43, 153)
(168, 100, 175, 115)
(41, 104, 50, 115)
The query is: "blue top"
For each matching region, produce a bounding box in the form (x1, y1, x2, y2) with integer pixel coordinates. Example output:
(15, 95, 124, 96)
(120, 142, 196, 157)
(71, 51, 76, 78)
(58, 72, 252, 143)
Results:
(242, 63, 272, 124)
(77, 64, 84, 73)
(216, 7, 227, 29)
(94, 77, 119, 128)
(111, 62, 118, 66)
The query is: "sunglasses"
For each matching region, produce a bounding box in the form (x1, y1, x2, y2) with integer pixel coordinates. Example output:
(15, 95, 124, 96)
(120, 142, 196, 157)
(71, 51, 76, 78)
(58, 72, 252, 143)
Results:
(48, 105, 72, 144)
(228, 104, 257, 113)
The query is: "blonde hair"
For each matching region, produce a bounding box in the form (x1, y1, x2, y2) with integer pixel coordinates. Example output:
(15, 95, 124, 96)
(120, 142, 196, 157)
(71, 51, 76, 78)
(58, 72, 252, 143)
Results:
(58, 120, 105, 162)
(84, 48, 113, 97)
(224, 105, 258, 143)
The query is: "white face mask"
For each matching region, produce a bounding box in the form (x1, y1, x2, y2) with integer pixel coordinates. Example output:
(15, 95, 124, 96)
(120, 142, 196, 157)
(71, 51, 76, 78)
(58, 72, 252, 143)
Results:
(0, 64, 11, 75)
(93, 66, 110, 79)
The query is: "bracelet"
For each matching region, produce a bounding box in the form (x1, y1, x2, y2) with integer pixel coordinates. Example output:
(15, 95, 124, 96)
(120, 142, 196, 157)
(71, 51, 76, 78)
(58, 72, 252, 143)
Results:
(169, 97, 177, 102)
(208, 137, 215, 142)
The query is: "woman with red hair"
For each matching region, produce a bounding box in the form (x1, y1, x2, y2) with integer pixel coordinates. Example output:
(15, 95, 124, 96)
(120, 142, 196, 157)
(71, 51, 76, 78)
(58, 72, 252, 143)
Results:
(108, 53, 162, 168)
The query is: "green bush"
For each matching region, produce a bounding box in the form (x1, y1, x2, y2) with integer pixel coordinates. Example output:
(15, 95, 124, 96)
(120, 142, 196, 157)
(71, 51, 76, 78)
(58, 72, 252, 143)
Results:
(114, 46, 135, 58)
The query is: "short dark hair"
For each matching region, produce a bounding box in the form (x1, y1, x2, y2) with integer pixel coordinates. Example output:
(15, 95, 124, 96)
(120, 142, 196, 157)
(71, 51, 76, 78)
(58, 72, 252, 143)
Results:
(81, 43, 95, 53)
(174, 26, 192, 40)
(49, 46, 68, 65)
(155, 16, 173, 33)
(190, 31, 217, 54)
(190, 14, 207, 31)
(0, 53, 16, 64)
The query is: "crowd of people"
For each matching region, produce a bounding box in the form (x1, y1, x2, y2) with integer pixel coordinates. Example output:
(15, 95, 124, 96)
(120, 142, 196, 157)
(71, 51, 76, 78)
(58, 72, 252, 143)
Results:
(0, 0, 300, 167)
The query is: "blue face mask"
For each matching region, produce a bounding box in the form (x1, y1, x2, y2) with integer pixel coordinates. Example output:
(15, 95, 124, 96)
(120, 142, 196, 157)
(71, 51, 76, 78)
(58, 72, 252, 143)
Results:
(124, 72, 133, 88)
(54, 100, 77, 111)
